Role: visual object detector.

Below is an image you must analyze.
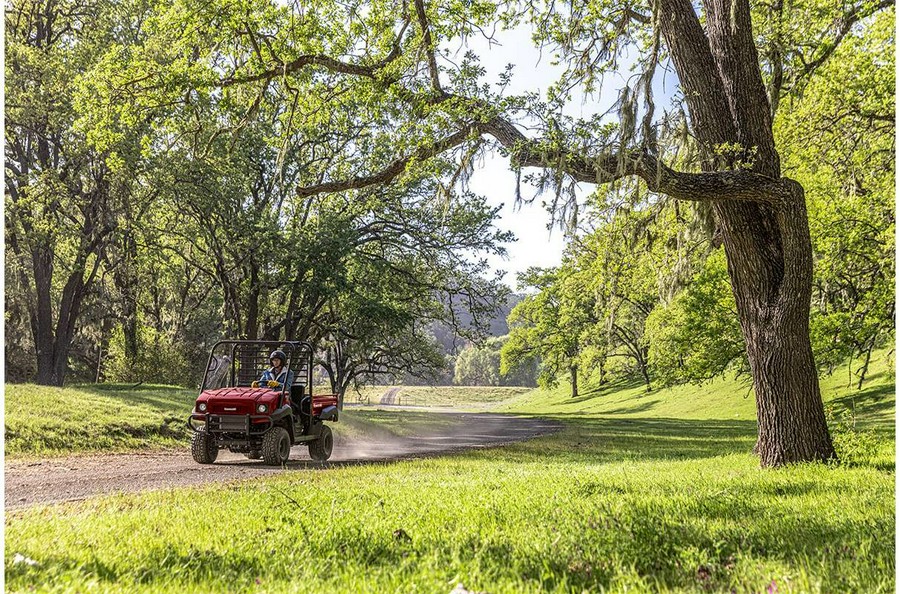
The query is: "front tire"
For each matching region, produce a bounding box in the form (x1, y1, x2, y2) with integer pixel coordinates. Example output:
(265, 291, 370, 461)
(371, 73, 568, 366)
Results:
(262, 427, 291, 466)
(191, 429, 218, 464)
(308, 425, 334, 462)
(246, 449, 261, 460)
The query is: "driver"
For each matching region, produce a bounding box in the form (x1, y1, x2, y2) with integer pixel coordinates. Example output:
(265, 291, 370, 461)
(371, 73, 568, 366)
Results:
(251, 350, 294, 390)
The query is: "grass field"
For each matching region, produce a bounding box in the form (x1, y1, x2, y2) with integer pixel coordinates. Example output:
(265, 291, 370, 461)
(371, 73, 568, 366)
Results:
(4, 383, 194, 457)
(5, 352, 895, 593)
(498, 351, 895, 427)
(348, 385, 532, 408)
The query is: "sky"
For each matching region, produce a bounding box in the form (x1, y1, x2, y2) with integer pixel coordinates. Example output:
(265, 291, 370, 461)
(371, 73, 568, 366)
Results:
(450, 24, 679, 290)
(452, 26, 618, 290)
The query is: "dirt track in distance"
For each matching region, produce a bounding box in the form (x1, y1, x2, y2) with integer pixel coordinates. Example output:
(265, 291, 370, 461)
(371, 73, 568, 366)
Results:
(379, 387, 401, 405)
(6, 412, 561, 510)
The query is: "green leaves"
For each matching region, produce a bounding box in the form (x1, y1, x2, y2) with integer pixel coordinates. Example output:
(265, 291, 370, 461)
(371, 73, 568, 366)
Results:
(645, 250, 747, 386)
(774, 8, 895, 377)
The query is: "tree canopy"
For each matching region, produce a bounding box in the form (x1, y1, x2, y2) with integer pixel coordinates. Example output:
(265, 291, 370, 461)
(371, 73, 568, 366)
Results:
(5, 0, 894, 465)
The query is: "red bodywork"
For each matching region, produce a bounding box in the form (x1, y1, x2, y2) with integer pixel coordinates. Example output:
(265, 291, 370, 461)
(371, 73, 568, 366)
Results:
(196, 387, 281, 415)
(193, 387, 339, 419)
(311, 394, 339, 415)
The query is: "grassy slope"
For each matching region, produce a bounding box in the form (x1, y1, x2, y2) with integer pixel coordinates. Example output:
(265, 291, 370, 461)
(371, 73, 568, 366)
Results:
(4, 384, 194, 457)
(5, 354, 895, 593)
(498, 351, 895, 429)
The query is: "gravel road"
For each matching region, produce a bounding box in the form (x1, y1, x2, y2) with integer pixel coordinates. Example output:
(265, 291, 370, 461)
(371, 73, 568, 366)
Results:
(379, 387, 401, 405)
(6, 412, 561, 509)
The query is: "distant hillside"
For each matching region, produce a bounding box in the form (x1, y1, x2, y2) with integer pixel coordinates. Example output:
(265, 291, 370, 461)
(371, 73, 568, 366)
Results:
(398, 294, 522, 386)
(431, 293, 522, 356)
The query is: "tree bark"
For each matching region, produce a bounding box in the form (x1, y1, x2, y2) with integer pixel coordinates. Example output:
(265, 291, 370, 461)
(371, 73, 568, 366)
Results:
(657, 0, 836, 465)
(717, 183, 835, 465)
(244, 255, 260, 339)
(570, 365, 578, 398)
(113, 228, 140, 377)
(637, 350, 651, 392)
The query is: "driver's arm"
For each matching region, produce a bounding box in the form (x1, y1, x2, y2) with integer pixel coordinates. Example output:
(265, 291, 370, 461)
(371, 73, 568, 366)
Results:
(252, 370, 271, 388)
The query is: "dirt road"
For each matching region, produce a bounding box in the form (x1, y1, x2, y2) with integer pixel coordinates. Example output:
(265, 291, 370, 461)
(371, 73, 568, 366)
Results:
(379, 386, 401, 405)
(6, 413, 560, 510)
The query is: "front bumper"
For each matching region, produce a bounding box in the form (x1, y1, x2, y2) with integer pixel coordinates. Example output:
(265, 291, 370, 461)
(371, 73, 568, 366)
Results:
(187, 413, 273, 438)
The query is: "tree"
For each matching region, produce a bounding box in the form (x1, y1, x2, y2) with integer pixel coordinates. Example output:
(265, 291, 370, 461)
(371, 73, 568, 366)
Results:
(78, 0, 895, 464)
(455, 336, 537, 386)
(5, 0, 132, 385)
(314, 182, 508, 404)
(646, 250, 747, 385)
(574, 204, 666, 390)
(774, 9, 895, 387)
(502, 268, 587, 397)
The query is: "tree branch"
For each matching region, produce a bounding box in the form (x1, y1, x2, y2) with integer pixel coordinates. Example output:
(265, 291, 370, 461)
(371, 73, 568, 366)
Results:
(295, 124, 479, 197)
(295, 114, 787, 203)
(221, 18, 410, 87)
(414, 0, 444, 95)
(791, 0, 894, 88)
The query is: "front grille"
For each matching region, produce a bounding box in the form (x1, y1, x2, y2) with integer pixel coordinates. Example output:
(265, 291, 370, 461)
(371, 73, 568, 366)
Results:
(208, 415, 249, 433)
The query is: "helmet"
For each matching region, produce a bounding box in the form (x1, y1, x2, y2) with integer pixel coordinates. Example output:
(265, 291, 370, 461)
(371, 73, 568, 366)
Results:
(269, 350, 287, 365)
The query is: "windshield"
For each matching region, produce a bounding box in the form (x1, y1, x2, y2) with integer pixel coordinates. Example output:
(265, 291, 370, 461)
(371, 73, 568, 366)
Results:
(202, 354, 232, 391)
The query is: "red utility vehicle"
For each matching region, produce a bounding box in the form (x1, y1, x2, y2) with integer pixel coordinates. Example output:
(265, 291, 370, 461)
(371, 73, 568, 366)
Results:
(187, 340, 338, 465)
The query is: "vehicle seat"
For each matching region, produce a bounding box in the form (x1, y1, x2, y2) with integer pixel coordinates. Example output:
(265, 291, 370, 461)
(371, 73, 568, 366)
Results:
(290, 386, 312, 420)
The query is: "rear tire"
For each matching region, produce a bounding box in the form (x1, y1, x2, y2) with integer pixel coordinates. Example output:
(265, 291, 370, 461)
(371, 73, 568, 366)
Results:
(246, 449, 261, 460)
(191, 429, 218, 464)
(262, 427, 291, 466)
(308, 425, 334, 462)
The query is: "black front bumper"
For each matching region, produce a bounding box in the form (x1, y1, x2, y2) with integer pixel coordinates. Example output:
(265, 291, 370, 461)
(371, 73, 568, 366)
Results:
(187, 413, 273, 444)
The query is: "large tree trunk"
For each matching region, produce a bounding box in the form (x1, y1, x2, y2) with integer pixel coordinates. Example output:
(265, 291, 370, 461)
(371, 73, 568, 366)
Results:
(569, 365, 578, 398)
(31, 248, 56, 385)
(33, 269, 88, 387)
(716, 186, 835, 465)
(656, 0, 836, 466)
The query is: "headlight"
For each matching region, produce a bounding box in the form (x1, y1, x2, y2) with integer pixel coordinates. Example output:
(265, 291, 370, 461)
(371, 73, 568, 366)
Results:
(198, 402, 207, 412)
(257, 404, 268, 413)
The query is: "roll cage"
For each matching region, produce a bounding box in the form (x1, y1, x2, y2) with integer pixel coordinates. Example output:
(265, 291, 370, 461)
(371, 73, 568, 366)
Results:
(201, 340, 314, 405)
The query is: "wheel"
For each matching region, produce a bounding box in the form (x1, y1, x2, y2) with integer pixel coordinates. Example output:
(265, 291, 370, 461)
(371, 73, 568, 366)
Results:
(191, 429, 218, 464)
(246, 449, 261, 460)
(308, 425, 334, 462)
(262, 426, 291, 466)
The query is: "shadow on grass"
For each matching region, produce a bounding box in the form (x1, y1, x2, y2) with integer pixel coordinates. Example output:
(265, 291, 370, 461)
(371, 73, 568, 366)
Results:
(73, 384, 194, 414)
(7, 547, 270, 590)
(495, 415, 759, 465)
(564, 378, 648, 405)
(600, 399, 662, 415)
(831, 379, 894, 411)
(828, 380, 896, 443)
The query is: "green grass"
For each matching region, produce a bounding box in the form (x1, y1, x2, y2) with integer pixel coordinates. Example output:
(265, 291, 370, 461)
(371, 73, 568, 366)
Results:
(347, 385, 532, 408)
(5, 415, 894, 593)
(5, 353, 894, 592)
(500, 350, 895, 430)
(2, 384, 463, 458)
(4, 383, 195, 458)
